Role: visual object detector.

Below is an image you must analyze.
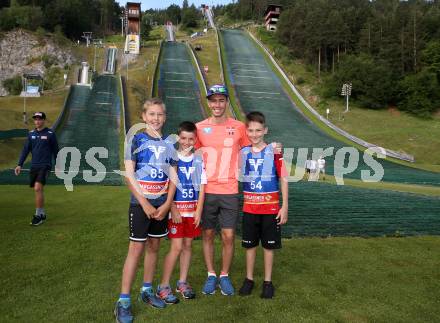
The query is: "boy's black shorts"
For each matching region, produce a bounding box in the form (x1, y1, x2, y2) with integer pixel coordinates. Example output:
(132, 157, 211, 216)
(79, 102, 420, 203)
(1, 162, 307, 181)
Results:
(30, 166, 50, 187)
(242, 212, 281, 250)
(128, 204, 168, 242)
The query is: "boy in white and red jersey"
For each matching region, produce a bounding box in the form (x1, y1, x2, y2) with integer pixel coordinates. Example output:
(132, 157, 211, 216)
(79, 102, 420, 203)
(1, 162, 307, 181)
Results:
(158, 121, 207, 302)
(238, 111, 288, 299)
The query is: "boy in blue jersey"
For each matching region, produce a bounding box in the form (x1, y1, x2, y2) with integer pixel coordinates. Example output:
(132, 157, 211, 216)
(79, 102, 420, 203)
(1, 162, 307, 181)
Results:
(15, 112, 59, 226)
(115, 98, 178, 323)
(238, 111, 288, 299)
(158, 121, 206, 302)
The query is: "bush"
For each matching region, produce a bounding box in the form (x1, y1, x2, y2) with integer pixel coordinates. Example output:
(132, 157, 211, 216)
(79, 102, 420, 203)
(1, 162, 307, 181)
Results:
(141, 15, 152, 41)
(53, 25, 69, 47)
(42, 54, 58, 69)
(296, 76, 305, 85)
(0, 6, 43, 31)
(35, 26, 45, 41)
(397, 68, 440, 118)
(43, 67, 63, 90)
(422, 40, 440, 77)
(326, 54, 394, 109)
(0, 8, 15, 31)
(2, 75, 23, 95)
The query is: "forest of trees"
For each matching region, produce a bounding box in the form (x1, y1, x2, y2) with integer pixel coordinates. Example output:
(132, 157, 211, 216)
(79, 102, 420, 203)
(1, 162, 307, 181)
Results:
(0, 0, 204, 42)
(2, 0, 438, 116)
(215, 0, 440, 117)
(143, 1, 202, 30)
(0, 0, 122, 39)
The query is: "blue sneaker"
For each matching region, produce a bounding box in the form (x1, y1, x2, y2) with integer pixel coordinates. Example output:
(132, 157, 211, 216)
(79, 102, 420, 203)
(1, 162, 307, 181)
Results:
(114, 301, 133, 323)
(202, 275, 217, 295)
(219, 276, 235, 296)
(176, 281, 196, 299)
(157, 285, 179, 304)
(138, 287, 166, 309)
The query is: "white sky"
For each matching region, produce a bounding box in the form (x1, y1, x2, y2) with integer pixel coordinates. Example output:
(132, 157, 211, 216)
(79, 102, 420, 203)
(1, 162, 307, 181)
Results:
(118, 0, 234, 10)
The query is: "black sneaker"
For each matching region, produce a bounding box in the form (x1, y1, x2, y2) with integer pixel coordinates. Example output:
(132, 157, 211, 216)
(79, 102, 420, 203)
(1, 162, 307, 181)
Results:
(40, 213, 46, 221)
(30, 215, 43, 226)
(261, 281, 274, 299)
(238, 278, 254, 296)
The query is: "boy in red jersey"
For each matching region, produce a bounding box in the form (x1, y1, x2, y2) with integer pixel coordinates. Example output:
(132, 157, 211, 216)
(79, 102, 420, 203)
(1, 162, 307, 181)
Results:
(238, 111, 288, 299)
(158, 121, 207, 302)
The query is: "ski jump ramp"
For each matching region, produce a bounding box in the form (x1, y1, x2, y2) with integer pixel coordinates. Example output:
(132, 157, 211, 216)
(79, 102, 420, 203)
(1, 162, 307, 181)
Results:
(219, 29, 440, 237)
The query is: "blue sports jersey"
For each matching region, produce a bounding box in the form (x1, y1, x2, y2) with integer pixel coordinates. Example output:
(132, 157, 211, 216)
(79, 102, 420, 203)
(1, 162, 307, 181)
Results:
(174, 153, 205, 217)
(128, 132, 178, 206)
(240, 144, 281, 214)
(18, 127, 59, 168)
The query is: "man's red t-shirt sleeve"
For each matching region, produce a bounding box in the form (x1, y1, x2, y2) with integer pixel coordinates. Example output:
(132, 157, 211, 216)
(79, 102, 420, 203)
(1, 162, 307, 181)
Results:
(275, 153, 288, 178)
(239, 123, 251, 148)
(194, 126, 202, 150)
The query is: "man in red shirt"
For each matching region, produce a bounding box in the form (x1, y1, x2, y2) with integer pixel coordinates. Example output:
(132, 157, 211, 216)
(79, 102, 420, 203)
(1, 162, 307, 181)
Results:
(195, 84, 250, 296)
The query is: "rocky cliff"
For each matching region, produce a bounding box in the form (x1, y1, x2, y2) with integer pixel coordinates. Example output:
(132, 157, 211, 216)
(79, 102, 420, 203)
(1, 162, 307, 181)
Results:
(0, 29, 74, 96)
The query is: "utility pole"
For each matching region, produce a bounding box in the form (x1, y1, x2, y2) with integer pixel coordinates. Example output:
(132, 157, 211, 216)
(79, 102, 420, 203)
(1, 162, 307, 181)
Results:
(120, 16, 124, 37)
(93, 43, 97, 72)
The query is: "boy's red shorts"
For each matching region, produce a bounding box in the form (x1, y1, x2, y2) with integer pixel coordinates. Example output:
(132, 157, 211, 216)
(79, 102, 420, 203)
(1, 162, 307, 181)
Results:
(168, 217, 201, 239)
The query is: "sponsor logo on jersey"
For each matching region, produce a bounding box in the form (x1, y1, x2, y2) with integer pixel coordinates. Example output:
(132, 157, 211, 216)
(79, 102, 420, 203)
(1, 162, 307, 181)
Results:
(148, 146, 166, 159)
(41, 136, 47, 140)
(175, 201, 197, 215)
(226, 126, 236, 136)
(243, 191, 279, 205)
(249, 158, 264, 171)
(138, 180, 168, 194)
(179, 166, 195, 180)
(203, 127, 212, 134)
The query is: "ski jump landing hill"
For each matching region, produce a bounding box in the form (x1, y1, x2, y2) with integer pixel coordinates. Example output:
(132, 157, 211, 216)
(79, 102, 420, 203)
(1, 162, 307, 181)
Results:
(0, 51, 122, 186)
(155, 38, 205, 133)
(218, 29, 440, 237)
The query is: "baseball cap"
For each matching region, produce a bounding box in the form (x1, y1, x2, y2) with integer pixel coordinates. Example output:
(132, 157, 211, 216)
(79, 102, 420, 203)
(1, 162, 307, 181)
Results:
(32, 112, 46, 119)
(206, 84, 229, 99)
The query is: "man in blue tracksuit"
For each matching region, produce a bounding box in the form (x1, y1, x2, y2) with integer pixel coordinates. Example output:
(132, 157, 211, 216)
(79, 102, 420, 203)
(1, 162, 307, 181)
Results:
(15, 112, 59, 226)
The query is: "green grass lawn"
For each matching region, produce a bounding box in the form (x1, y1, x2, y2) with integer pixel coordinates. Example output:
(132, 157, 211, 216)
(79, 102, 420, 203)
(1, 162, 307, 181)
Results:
(0, 89, 68, 131)
(316, 101, 440, 172)
(189, 29, 223, 87)
(0, 89, 69, 169)
(252, 26, 440, 172)
(1, 185, 439, 322)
